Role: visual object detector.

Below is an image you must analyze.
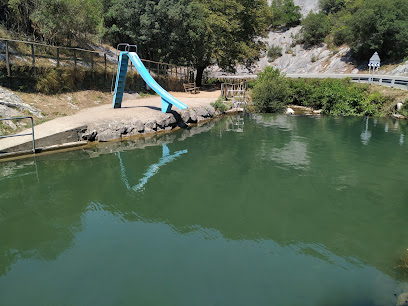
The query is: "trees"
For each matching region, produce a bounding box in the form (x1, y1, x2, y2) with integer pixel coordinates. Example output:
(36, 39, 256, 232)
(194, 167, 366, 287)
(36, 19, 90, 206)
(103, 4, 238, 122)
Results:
(105, 0, 196, 63)
(1, 0, 38, 34)
(315, 0, 408, 62)
(348, 0, 408, 61)
(319, 0, 345, 15)
(270, 0, 301, 29)
(0, 0, 104, 45)
(105, 0, 270, 86)
(300, 12, 331, 46)
(252, 66, 290, 113)
(190, 0, 270, 85)
(31, 0, 103, 45)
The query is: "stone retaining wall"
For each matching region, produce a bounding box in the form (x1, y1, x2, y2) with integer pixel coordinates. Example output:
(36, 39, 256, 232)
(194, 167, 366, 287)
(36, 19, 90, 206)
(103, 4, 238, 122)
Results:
(80, 106, 221, 143)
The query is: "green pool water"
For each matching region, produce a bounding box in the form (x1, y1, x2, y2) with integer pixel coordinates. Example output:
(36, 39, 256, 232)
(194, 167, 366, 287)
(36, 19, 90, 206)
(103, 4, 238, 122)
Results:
(1, 114, 407, 305)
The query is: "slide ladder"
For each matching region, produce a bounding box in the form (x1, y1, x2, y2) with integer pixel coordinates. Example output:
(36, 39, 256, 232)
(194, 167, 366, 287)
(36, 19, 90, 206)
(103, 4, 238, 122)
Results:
(112, 52, 129, 108)
(112, 47, 187, 113)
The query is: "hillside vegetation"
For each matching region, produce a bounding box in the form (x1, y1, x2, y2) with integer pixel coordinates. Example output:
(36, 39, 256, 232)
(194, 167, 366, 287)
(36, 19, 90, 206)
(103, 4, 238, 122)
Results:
(1, 0, 407, 82)
(300, 0, 408, 62)
(251, 67, 408, 116)
(0, 0, 271, 86)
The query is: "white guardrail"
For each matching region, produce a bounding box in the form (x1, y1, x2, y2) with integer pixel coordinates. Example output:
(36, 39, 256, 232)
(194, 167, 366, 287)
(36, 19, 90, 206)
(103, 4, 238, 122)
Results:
(220, 73, 408, 91)
(287, 74, 408, 90)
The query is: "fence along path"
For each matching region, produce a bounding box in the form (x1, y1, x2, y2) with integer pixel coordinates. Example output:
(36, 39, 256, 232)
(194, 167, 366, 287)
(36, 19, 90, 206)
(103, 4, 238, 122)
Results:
(0, 38, 192, 81)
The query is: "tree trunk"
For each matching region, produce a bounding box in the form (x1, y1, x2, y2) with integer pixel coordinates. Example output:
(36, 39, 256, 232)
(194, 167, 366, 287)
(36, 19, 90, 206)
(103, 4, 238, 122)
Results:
(195, 66, 206, 87)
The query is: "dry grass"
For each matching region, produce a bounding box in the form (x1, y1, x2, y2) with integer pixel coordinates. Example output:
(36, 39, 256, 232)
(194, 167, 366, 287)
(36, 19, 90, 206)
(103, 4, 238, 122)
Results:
(367, 85, 408, 115)
(18, 90, 113, 124)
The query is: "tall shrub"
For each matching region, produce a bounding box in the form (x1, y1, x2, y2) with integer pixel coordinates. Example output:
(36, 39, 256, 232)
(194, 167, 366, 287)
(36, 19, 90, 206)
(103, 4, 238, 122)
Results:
(252, 67, 290, 113)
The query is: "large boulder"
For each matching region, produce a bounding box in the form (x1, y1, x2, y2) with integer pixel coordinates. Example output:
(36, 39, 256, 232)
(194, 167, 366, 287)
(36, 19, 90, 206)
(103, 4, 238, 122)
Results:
(81, 130, 97, 141)
(397, 293, 408, 306)
(97, 129, 122, 142)
(132, 120, 145, 133)
(206, 106, 216, 117)
(397, 102, 404, 111)
(0, 87, 42, 118)
(181, 110, 191, 123)
(156, 113, 177, 129)
(195, 107, 209, 118)
(145, 120, 157, 130)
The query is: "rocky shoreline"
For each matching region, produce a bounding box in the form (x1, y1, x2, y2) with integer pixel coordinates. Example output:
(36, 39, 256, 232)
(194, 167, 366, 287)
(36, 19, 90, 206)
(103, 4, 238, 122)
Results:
(80, 105, 228, 142)
(0, 104, 242, 159)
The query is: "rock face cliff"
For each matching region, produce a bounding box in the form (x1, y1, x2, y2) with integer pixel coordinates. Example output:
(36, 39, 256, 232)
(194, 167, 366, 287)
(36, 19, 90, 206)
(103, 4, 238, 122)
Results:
(257, 0, 354, 75)
(267, 0, 319, 16)
(293, 0, 320, 16)
(214, 0, 406, 76)
(256, 26, 357, 75)
(211, 0, 356, 76)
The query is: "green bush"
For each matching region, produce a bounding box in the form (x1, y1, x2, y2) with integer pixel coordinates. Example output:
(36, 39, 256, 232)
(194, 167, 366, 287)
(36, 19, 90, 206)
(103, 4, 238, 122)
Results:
(399, 99, 408, 117)
(267, 45, 283, 62)
(301, 12, 332, 46)
(211, 96, 231, 113)
(319, 0, 346, 15)
(251, 70, 391, 116)
(270, 0, 302, 29)
(251, 67, 290, 113)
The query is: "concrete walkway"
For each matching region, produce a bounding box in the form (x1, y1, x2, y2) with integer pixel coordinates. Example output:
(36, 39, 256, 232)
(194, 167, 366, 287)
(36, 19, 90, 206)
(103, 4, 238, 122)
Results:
(0, 90, 221, 153)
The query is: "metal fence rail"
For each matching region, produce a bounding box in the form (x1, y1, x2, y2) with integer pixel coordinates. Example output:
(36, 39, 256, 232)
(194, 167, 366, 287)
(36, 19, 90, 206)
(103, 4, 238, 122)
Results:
(0, 116, 35, 153)
(0, 37, 192, 81)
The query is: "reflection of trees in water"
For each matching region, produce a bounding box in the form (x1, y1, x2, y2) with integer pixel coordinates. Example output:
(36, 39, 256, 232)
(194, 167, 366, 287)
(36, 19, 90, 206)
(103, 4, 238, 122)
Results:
(0, 120, 219, 276)
(0, 160, 89, 276)
(0, 115, 408, 279)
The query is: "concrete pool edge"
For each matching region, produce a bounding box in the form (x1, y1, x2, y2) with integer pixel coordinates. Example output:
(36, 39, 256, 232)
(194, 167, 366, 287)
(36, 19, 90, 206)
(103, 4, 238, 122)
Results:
(0, 107, 244, 161)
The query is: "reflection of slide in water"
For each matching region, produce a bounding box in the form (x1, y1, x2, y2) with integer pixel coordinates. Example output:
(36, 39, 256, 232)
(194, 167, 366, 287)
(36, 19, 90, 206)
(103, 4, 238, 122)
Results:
(117, 143, 188, 191)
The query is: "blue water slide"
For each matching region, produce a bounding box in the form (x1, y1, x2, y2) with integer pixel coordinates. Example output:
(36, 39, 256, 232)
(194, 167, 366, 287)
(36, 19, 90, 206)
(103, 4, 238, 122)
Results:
(112, 51, 187, 113)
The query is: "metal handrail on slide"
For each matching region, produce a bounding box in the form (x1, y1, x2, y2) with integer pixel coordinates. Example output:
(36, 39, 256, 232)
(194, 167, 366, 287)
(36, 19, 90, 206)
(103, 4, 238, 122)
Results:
(111, 43, 136, 93)
(0, 116, 36, 153)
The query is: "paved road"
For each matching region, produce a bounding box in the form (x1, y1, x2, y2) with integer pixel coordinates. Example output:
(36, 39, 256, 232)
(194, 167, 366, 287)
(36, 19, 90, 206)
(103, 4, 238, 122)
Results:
(286, 73, 408, 90)
(220, 73, 408, 90)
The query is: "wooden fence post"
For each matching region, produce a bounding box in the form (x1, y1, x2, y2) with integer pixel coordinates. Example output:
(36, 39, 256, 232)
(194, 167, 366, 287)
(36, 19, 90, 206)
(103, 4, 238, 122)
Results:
(31, 43, 36, 76)
(56, 47, 60, 67)
(91, 53, 94, 79)
(5, 40, 11, 77)
(104, 53, 107, 80)
(73, 49, 77, 68)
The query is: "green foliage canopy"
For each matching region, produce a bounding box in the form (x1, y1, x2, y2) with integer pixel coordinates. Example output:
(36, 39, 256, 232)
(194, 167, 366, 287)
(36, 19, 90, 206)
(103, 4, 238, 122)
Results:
(252, 66, 290, 113)
(105, 0, 270, 85)
(270, 0, 301, 29)
(0, 0, 104, 45)
(31, 0, 104, 44)
(348, 0, 408, 60)
(300, 12, 331, 46)
(316, 0, 408, 62)
(319, 0, 345, 15)
(251, 70, 389, 116)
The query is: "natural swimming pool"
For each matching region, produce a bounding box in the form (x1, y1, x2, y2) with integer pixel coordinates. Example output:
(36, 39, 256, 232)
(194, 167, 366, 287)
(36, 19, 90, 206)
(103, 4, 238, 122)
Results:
(0, 114, 407, 305)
